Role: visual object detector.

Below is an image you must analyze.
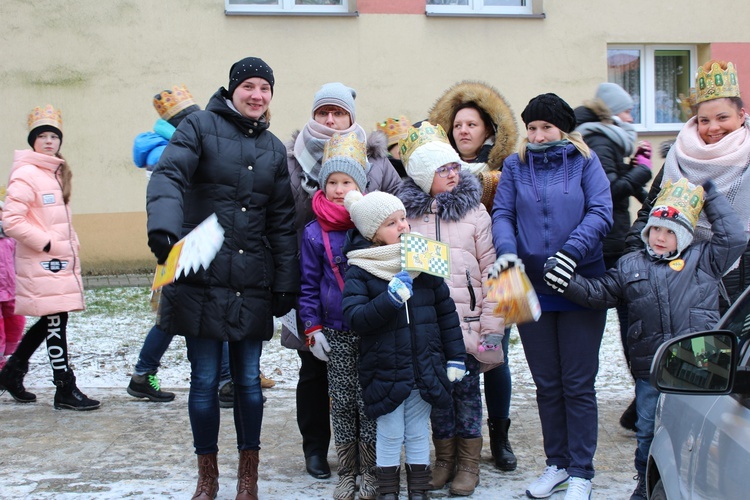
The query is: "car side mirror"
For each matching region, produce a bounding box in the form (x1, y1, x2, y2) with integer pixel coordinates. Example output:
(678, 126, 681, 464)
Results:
(650, 330, 740, 395)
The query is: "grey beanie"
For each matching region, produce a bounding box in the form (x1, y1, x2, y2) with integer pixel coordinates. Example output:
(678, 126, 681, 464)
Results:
(406, 141, 461, 194)
(641, 206, 695, 259)
(318, 156, 368, 193)
(595, 83, 633, 115)
(345, 190, 405, 241)
(313, 82, 357, 122)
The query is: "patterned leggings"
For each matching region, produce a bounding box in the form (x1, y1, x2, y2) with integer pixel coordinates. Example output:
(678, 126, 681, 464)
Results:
(324, 327, 377, 446)
(430, 355, 482, 439)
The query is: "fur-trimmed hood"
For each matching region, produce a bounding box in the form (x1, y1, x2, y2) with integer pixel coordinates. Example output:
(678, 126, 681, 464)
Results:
(397, 171, 481, 222)
(575, 98, 614, 126)
(285, 128, 389, 160)
(428, 81, 518, 171)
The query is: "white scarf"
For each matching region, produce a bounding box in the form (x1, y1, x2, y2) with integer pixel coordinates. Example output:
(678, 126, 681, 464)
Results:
(346, 242, 420, 282)
(663, 115, 750, 240)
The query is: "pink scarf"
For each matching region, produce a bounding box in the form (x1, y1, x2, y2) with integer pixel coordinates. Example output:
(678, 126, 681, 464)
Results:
(312, 190, 355, 232)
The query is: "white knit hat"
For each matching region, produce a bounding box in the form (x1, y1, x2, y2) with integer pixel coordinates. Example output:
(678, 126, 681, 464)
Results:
(405, 141, 461, 194)
(345, 190, 405, 241)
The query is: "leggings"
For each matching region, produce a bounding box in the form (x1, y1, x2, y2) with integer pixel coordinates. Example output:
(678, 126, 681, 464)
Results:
(13, 312, 71, 375)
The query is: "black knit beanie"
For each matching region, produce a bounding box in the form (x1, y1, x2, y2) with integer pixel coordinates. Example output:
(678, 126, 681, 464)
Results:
(28, 125, 63, 148)
(521, 93, 576, 133)
(227, 57, 275, 96)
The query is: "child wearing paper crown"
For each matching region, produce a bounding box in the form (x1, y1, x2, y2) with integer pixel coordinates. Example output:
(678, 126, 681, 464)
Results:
(298, 132, 378, 500)
(0, 196, 25, 371)
(490, 93, 613, 500)
(395, 121, 503, 496)
(342, 190, 467, 499)
(544, 178, 747, 500)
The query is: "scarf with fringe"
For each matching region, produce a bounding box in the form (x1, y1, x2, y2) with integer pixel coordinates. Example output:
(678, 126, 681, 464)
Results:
(663, 115, 750, 240)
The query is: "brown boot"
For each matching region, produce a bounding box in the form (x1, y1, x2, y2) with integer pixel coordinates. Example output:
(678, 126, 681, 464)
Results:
(334, 442, 358, 500)
(449, 437, 481, 496)
(359, 441, 377, 500)
(405, 464, 431, 500)
(428, 437, 456, 490)
(376, 465, 401, 500)
(192, 453, 219, 499)
(236, 449, 259, 500)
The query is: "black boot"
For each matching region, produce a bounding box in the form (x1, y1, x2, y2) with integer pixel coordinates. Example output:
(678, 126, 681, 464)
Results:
(376, 465, 401, 500)
(620, 398, 638, 432)
(405, 464, 431, 500)
(53, 371, 100, 411)
(487, 417, 517, 471)
(0, 356, 37, 403)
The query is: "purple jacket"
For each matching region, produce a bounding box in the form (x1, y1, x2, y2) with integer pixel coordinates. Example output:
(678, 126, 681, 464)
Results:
(299, 220, 350, 332)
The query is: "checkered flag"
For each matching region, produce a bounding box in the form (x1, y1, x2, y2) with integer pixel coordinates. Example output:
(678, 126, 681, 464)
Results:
(401, 233, 450, 279)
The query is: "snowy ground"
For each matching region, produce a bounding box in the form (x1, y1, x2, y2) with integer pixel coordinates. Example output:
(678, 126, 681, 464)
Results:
(3, 286, 638, 499)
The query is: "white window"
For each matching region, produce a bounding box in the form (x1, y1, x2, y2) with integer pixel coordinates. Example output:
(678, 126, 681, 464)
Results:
(426, 0, 537, 16)
(607, 45, 698, 132)
(226, 0, 353, 15)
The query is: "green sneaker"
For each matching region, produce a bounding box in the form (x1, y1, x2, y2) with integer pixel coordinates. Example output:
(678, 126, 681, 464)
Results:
(127, 372, 175, 402)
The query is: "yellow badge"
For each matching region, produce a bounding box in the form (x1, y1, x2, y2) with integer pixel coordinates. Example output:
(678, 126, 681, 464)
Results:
(669, 259, 685, 271)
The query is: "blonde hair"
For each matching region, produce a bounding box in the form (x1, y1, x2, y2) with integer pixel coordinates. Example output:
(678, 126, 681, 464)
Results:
(517, 130, 591, 163)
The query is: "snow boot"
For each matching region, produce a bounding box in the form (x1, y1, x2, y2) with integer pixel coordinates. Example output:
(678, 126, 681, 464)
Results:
(0, 355, 36, 403)
(376, 465, 401, 500)
(53, 371, 100, 411)
(405, 463, 431, 500)
(428, 437, 456, 489)
(334, 441, 358, 500)
(127, 371, 175, 402)
(236, 449, 259, 500)
(193, 452, 219, 499)
(449, 437, 481, 496)
(359, 441, 378, 500)
(488, 417, 517, 471)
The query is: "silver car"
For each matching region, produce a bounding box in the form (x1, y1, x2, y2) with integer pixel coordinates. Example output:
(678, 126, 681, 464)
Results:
(647, 286, 750, 499)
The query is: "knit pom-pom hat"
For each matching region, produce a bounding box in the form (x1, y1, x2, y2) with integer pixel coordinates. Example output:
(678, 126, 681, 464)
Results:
(345, 190, 405, 241)
(406, 141, 461, 194)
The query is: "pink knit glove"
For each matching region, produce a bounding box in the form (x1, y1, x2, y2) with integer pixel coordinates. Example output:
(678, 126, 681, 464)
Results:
(633, 141, 652, 169)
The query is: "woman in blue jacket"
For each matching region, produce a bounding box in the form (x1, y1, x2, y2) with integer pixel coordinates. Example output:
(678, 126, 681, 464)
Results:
(490, 94, 612, 500)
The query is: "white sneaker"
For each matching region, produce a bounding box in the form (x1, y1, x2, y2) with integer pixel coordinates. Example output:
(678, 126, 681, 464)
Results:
(564, 477, 592, 500)
(526, 465, 570, 498)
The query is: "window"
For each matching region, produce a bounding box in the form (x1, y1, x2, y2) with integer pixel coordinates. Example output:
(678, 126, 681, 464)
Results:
(226, 0, 354, 15)
(426, 0, 538, 16)
(607, 45, 697, 132)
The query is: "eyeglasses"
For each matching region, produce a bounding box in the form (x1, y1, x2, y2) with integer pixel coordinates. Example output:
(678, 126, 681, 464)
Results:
(436, 163, 462, 177)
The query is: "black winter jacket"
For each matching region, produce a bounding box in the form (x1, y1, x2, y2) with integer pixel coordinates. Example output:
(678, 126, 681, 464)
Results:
(566, 184, 747, 378)
(147, 89, 299, 341)
(342, 231, 466, 420)
(625, 166, 750, 314)
(575, 105, 651, 264)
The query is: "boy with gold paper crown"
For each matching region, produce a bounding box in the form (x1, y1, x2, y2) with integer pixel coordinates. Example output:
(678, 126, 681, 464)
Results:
(544, 178, 747, 500)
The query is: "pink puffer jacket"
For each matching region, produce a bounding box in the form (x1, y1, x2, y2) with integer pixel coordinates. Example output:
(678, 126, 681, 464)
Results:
(3, 150, 84, 316)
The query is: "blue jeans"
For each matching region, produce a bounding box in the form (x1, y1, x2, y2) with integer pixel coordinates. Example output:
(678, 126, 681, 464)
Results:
(135, 325, 231, 385)
(185, 336, 264, 455)
(484, 327, 512, 419)
(634, 377, 660, 475)
(376, 389, 431, 467)
(519, 309, 606, 480)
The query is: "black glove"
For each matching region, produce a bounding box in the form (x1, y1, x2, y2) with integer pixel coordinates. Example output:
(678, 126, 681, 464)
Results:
(272, 292, 297, 318)
(148, 231, 177, 265)
(543, 249, 578, 293)
(43, 241, 51, 253)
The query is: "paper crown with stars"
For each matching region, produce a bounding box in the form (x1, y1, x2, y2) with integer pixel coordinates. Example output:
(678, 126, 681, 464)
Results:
(153, 84, 197, 121)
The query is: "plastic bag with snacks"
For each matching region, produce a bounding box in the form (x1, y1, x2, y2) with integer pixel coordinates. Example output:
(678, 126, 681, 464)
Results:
(486, 266, 541, 325)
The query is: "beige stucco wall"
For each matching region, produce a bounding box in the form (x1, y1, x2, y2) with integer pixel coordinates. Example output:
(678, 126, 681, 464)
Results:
(1, 0, 749, 273)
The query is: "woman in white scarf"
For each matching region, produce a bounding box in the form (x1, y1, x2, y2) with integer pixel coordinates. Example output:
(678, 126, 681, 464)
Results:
(628, 59, 750, 311)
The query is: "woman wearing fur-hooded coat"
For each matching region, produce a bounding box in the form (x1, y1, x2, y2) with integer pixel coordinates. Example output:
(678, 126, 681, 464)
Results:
(429, 80, 520, 471)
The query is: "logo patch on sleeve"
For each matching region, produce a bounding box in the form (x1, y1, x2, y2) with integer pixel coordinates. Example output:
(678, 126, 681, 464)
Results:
(42, 193, 56, 205)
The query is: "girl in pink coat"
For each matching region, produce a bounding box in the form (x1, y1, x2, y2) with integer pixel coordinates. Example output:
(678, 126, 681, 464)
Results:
(0, 198, 25, 371)
(0, 105, 99, 411)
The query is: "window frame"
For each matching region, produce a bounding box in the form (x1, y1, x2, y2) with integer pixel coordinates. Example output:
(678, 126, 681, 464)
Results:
(225, 0, 355, 16)
(425, 0, 541, 17)
(608, 44, 698, 133)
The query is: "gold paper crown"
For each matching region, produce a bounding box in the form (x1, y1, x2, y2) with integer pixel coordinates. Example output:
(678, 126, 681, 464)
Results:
(398, 122, 451, 167)
(27, 104, 62, 133)
(653, 178, 705, 229)
(376, 116, 411, 147)
(696, 61, 740, 104)
(153, 84, 197, 121)
(323, 132, 367, 167)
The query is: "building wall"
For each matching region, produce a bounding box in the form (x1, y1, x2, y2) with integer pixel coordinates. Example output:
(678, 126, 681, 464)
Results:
(1, 0, 749, 273)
